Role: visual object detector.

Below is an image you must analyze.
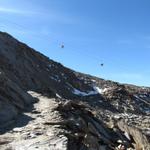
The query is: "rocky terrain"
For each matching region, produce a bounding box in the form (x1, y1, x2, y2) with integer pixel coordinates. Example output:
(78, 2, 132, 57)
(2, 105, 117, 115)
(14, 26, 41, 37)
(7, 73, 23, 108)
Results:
(0, 31, 150, 150)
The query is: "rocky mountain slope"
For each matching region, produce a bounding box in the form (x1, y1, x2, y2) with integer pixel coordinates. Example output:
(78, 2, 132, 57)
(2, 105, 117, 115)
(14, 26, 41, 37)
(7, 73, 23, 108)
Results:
(0, 31, 150, 150)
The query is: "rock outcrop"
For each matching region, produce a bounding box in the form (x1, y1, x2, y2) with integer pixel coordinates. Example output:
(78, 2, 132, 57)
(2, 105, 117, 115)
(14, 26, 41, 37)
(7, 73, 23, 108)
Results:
(0, 31, 95, 125)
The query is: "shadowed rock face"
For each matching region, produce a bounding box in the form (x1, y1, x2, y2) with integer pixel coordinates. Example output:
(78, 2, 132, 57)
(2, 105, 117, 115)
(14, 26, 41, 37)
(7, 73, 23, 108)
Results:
(0, 31, 150, 149)
(0, 31, 98, 125)
(0, 32, 92, 96)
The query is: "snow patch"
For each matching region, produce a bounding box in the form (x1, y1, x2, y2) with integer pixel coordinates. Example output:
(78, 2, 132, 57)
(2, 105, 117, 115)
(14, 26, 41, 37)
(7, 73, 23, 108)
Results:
(56, 93, 62, 98)
(72, 86, 103, 96)
(91, 79, 96, 82)
(102, 88, 110, 93)
(93, 86, 103, 94)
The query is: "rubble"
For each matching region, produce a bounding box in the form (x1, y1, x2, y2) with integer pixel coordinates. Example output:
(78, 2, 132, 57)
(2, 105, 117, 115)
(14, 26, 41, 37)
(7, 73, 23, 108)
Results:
(45, 101, 150, 150)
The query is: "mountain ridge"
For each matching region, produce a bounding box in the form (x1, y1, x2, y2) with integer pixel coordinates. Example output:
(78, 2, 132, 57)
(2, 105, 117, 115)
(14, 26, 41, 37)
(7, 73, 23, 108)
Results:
(0, 31, 150, 150)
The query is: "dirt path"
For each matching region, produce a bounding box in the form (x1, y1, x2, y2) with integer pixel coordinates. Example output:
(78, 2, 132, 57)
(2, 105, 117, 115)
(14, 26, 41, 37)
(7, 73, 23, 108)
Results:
(0, 91, 67, 150)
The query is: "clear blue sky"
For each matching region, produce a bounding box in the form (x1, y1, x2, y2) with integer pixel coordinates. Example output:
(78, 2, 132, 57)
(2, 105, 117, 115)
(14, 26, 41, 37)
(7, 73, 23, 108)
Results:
(0, 0, 150, 86)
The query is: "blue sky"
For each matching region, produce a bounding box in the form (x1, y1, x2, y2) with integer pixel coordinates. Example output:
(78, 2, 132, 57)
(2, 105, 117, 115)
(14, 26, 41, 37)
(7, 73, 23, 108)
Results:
(0, 0, 150, 86)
